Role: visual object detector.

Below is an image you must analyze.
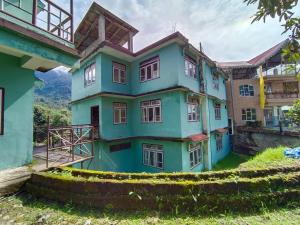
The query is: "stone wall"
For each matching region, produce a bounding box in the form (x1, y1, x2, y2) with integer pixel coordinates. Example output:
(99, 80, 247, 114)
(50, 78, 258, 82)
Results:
(234, 127, 300, 155)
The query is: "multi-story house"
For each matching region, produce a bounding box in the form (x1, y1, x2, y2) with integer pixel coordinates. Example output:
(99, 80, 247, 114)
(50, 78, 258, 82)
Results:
(219, 40, 300, 131)
(71, 2, 230, 172)
(0, 0, 79, 170)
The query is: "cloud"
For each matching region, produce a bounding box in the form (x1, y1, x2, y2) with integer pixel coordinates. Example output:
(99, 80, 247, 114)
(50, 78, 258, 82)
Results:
(64, 0, 291, 61)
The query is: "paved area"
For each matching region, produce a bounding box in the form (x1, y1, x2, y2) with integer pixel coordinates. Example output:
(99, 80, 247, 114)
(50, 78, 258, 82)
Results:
(0, 146, 92, 196)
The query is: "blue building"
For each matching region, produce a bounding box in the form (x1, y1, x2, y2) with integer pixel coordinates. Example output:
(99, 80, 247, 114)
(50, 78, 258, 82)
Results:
(71, 2, 230, 172)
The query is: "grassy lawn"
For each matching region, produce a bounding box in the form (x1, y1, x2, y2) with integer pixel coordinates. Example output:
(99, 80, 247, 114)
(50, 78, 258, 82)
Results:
(213, 146, 299, 171)
(0, 193, 299, 225)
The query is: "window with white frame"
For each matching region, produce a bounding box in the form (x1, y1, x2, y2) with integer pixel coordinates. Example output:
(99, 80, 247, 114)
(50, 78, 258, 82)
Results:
(189, 143, 202, 168)
(242, 108, 257, 121)
(113, 103, 127, 124)
(187, 97, 200, 121)
(216, 134, 223, 151)
(140, 57, 160, 82)
(84, 63, 96, 86)
(185, 57, 197, 79)
(143, 144, 163, 169)
(212, 73, 219, 90)
(0, 88, 4, 135)
(215, 103, 221, 120)
(239, 84, 254, 96)
(141, 99, 161, 123)
(113, 62, 126, 84)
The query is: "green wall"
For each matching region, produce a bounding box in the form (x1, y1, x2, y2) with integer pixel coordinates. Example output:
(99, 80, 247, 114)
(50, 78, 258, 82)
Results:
(0, 52, 34, 170)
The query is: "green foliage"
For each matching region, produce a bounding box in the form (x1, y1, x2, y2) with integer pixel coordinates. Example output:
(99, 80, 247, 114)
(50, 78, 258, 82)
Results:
(33, 104, 71, 143)
(286, 99, 300, 124)
(244, 0, 300, 74)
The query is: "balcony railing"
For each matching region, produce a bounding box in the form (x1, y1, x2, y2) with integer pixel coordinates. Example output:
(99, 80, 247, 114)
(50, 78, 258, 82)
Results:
(0, 0, 74, 42)
(266, 92, 299, 99)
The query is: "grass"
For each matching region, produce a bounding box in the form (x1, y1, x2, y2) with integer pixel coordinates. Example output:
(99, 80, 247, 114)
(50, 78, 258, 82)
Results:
(239, 146, 299, 170)
(213, 152, 250, 171)
(0, 193, 299, 225)
(213, 146, 299, 171)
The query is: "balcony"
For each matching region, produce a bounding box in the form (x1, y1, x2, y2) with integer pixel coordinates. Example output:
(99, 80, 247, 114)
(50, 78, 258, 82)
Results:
(266, 92, 299, 99)
(0, 0, 74, 43)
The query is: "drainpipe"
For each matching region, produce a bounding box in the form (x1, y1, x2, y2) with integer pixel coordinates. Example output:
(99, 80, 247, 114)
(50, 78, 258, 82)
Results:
(202, 60, 212, 170)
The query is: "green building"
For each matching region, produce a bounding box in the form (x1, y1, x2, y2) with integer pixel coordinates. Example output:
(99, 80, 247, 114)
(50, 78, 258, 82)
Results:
(71, 3, 231, 173)
(0, 0, 79, 170)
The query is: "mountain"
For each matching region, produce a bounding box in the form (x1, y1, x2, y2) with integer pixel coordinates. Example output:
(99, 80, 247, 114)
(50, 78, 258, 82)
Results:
(35, 69, 71, 108)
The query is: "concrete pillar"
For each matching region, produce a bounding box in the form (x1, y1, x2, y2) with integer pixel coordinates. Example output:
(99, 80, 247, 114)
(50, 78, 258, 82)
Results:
(128, 32, 133, 52)
(98, 14, 106, 42)
(0, 0, 3, 10)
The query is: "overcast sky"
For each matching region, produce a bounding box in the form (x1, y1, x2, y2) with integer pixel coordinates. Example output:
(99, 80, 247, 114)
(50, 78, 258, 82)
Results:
(58, 0, 299, 62)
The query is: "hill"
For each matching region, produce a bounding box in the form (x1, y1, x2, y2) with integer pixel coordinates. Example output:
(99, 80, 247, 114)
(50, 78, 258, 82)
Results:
(35, 69, 71, 108)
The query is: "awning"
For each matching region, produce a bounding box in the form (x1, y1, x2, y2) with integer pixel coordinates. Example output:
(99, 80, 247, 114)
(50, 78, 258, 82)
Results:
(215, 128, 228, 134)
(187, 133, 209, 142)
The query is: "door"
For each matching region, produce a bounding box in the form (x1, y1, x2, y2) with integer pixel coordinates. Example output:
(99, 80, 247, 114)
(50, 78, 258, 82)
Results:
(91, 106, 99, 136)
(264, 108, 273, 127)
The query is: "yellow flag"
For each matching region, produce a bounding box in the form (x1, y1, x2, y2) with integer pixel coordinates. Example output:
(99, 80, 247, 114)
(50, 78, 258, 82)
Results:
(259, 66, 265, 109)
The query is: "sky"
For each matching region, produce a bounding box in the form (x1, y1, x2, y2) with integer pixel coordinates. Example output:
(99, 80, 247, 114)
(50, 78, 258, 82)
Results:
(57, 0, 299, 62)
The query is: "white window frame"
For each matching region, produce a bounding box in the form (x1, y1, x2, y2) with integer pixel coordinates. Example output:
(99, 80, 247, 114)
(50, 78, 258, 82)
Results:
(113, 62, 126, 84)
(143, 144, 164, 169)
(0, 88, 4, 135)
(212, 73, 219, 90)
(84, 63, 96, 87)
(216, 134, 223, 151)
(185, 57, 197, 79)
(239, 84, 254, 96)
(140, 57, 160, 82)
(242, 108, 257, 121)
(113, 103, 127, 124)
(215, 103, 221, 120)
(189, 143, 203, 168)
(141, 99, 161, 123)
(187, 97, 200, 121)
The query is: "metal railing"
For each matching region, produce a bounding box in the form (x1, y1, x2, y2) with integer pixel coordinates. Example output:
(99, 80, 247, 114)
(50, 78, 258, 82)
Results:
(46, 124, 97, 168)
(266, 92, 299, 99)
(0, 0, 74, 42)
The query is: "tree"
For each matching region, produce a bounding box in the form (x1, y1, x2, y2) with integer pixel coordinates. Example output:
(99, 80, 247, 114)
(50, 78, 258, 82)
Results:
(244, 0, 300, 79)
(286, 99, 300, 124)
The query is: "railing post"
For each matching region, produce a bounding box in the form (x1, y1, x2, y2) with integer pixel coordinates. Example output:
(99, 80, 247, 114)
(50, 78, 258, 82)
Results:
(32, 0, 37, 25)
(70, 0, 74, 42)
(47, 2, 50, 32)
(46, 116, 50, 168)
(0, 0, 3, 11)
(71, 127, 74, 161)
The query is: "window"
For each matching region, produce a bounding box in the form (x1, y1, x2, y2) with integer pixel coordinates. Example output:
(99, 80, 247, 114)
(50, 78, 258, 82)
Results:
(143, 144, 163, 169)
(242, 108, 257, 121)
(113, 103, 127, 124)
(283, 82, 298, 93)
(0, 88, 4, 135)
(265, 83, 272, 94)
(189, 143, 202, 168)
(84, 63, 96, 86)
(212, 73, 219, 90)
(113, 62, 126, 84)
(110, 142, 131, 152)
(187, 97, 200, 121)
(141, 99, 161, 123)
(239, 84, 254, 96)
(216, 135, 223, 151)
(185, 57, 197, 79)
(215, 103, 221, 120)
(140, 56, 160, 82)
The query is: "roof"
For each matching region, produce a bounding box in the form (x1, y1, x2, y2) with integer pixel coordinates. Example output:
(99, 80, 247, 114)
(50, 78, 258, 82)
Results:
(187, 133, 209, 142)
(75, 2, 139, 52)
(215, 128, 228, 134)
(80, 31, 219, 69)
(217, 39, 289, 69)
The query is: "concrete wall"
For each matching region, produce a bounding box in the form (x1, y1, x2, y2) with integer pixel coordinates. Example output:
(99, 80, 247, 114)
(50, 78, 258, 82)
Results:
(0, 53, 34, 170)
